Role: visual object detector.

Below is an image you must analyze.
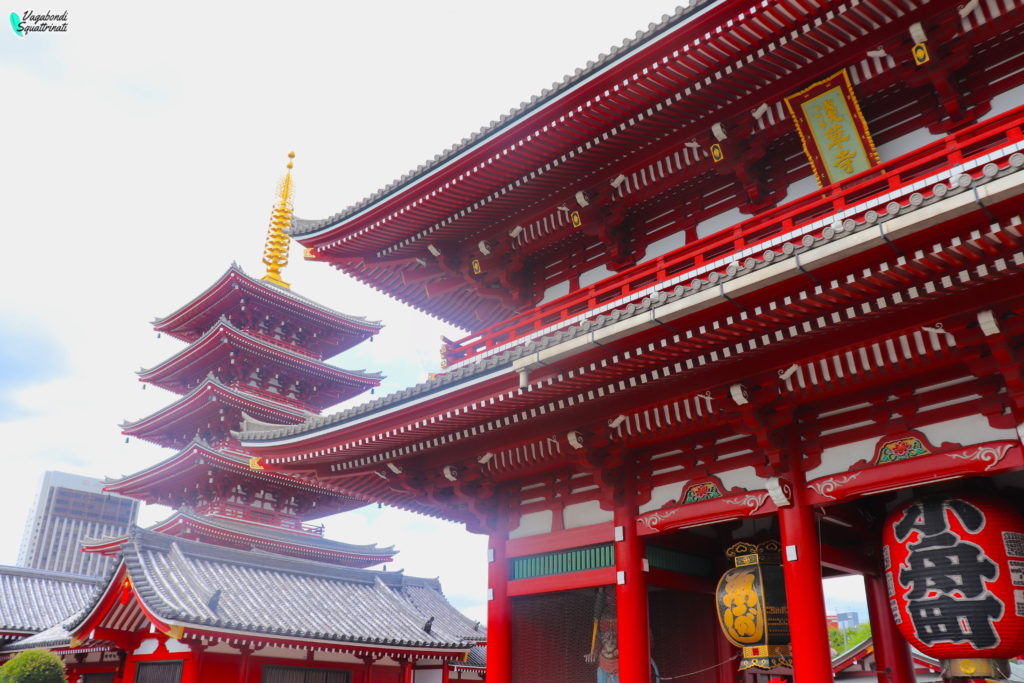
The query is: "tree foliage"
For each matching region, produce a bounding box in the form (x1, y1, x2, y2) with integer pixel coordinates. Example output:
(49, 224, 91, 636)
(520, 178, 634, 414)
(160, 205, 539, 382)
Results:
(829, 622, 872, 654)
(0, 650, 66, 683)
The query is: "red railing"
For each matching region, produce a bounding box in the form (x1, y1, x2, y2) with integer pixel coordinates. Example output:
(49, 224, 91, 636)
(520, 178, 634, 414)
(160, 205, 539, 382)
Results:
(201, 503, 326, 536)
(444, 106, 1024, 368)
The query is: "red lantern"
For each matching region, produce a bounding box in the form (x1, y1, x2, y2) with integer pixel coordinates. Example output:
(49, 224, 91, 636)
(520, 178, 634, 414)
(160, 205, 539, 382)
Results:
(882, 494, 1024, 679)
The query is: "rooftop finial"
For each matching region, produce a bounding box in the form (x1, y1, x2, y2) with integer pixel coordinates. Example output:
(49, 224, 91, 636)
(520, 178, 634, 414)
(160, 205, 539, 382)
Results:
(261, 151, 295, 289)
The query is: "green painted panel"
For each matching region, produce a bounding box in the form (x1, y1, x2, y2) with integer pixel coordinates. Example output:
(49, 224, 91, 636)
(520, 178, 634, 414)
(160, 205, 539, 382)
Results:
(511, 543, 614, 580)
(646, 545, 714, 578)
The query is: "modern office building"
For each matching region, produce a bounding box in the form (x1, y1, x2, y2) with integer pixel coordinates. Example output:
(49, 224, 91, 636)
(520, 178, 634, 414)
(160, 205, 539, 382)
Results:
(17, 471, 139, 576)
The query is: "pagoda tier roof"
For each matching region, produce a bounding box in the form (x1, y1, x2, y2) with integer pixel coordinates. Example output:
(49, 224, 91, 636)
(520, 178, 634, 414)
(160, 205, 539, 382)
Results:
(81, 508, 396, 568)
(103, 440, 367, 519)
(291, 0, 1014, 331)
(121, 376, 309, 448)
(69, 530, 481, 652)
(138, 318, 381, 410)
(152, 264, 382, 358)
(0, 567, 103, 639)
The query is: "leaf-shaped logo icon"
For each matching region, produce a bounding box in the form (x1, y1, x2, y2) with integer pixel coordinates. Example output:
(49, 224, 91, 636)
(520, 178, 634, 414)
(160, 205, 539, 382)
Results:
(9, 12, 23, 36)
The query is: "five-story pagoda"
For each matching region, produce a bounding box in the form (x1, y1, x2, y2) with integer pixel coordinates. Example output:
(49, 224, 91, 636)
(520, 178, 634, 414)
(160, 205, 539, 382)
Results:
(85, 153, 394, 568)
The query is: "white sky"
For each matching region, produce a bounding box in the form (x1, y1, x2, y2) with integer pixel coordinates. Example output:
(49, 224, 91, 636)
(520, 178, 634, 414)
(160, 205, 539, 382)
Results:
(0, 1, 866, 626)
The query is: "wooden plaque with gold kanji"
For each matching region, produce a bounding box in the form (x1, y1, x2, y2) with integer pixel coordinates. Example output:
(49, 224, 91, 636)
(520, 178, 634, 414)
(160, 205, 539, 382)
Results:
(785, 70, 881, 188)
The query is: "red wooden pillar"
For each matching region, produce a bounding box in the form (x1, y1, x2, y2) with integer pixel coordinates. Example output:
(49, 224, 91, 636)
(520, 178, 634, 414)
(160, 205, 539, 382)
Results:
(441, 660, 451, 683)
(238, 645, 253, 683)
(181, 654, 200, 683)
(360, 655, 378, 683)
(614, 485, 651, 683)
(777, 450, 834, 683)
(486, 509, 512, 683)
(398, 658, 414, 683)
(864, 573, 915, 683)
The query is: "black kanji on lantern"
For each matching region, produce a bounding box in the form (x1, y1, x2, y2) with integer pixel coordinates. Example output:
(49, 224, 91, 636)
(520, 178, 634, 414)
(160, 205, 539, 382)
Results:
(893, 498, 1004, 650)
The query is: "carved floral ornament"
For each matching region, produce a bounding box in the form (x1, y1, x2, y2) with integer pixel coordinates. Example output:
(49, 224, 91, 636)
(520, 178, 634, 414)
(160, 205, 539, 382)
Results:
(803, 431, 1021, 505)
(637, 476, 776, 534)
(638, 430, 1022, 533)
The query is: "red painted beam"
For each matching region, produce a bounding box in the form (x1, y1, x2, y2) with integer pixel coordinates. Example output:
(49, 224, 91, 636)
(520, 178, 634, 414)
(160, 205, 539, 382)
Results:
(506, 567, 615, 596)
(819, 543, 877, 577)
(646, 567, 715, 594)
(505, 523, 613, 558)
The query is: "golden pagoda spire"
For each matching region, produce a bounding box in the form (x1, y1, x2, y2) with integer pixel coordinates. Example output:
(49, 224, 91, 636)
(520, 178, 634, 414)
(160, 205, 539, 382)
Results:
(261, 151, 295, 289)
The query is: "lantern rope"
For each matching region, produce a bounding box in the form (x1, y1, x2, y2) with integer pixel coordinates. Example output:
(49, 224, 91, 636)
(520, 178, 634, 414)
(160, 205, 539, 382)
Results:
(659, 653, 740, 680)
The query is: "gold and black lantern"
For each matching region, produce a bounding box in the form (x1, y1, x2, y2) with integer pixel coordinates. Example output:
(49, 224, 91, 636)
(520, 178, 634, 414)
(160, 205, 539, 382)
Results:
(715, 540, 792, 671)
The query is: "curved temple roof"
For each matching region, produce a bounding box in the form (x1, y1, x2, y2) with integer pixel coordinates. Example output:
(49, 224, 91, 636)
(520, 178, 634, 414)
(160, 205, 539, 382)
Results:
(288, 0, 1012, 334)
(73, 530, 482, 651)
(83, 508, 396, 568)
(0, 567, 103, 638)
(121, 376, 310, 447)
(102, 440, 367, 517)
(292, 0, 720, 238)
(137, 318, 382, 408)
(152, 264, 382, 357)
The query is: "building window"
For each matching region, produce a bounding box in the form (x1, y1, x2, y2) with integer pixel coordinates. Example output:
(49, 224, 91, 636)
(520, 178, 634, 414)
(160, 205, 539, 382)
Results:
(134, 661, 183, 683)
(261, 665, 351, 683)
(81, 674, 116, 683)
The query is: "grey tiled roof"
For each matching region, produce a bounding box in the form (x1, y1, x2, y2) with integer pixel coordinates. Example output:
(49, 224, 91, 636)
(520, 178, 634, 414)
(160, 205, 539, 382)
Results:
(112, 530, 480, 648)
(139, 316, 384, 382)
(1, 623, 75, 651)
(153, 263, 383, 331)
(452, 644, 486, 669)
(0, 566, 103, 636)
(83, 508, 395, 560)
(120, 375, 311, 431)
(292, 0, 719, 237)
(170, 508, 397, 557)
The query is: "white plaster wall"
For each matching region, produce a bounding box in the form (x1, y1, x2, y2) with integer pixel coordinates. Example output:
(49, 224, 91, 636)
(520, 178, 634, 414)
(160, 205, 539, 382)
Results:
(717, 466, 764, 492)
(696, 206, 744, 240)
(579, 264, 614, 289)
(538, 280, 571, 306)
(253, 646, 305, 660)
(639, 482, 685, 513)
(985, 81, 1024, 122)
(918, 414, 1017, 447)
(775, 174, 819, 205)
(508, 509, 553, 539)
(205, 642, 239, 655)
(164, 638, 191, 653)
(133, 639, 160, 655)
(313, 651, 362, 664)
(876, 126, 944, 164)
(563, 500, 613, 528)
(645, 229, 689, 261)
(807, 415, 1019, 480)
(807, 436, 879, 481)
(414, 669, 443, 683)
